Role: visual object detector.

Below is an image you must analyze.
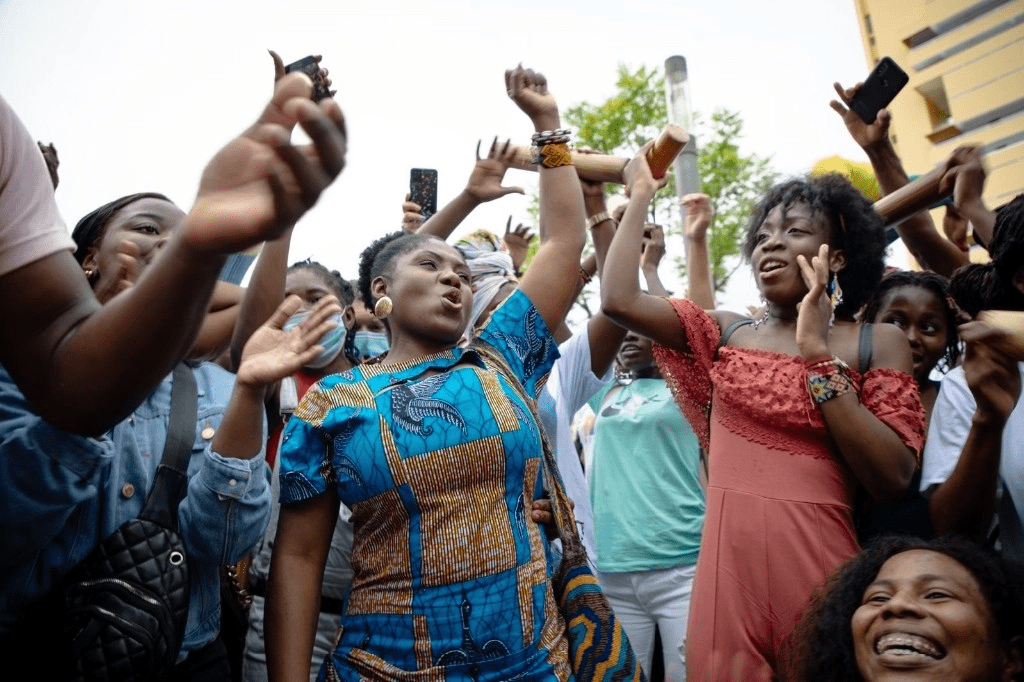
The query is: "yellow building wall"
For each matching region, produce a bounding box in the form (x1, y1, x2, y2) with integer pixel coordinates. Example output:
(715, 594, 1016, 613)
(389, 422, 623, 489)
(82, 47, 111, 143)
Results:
(853, 0, 1024, 217)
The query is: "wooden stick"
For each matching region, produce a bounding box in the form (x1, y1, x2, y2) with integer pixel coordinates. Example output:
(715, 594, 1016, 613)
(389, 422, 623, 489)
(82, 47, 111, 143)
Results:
(872, 165, 950, 226)
(508, 125, 689, 185)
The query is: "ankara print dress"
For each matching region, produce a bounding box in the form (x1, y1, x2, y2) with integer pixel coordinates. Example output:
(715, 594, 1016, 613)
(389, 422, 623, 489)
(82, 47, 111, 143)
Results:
(279, 290, 574, 682)
(652, 299, 925, 682)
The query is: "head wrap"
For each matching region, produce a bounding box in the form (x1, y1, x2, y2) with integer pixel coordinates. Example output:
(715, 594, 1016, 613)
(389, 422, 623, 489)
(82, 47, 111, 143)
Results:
(455, 230, 518, 335)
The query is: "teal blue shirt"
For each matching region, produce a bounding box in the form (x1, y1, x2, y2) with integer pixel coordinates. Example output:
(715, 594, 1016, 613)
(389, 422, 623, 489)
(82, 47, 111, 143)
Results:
(589, 378, 705, 572)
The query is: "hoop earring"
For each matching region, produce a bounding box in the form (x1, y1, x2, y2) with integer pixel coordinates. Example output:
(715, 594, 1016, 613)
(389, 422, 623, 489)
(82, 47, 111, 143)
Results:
(373, 295, 393, 319)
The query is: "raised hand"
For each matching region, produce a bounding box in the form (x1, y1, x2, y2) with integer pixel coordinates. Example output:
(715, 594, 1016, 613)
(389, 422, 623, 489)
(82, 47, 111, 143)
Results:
(961, 320, 1023, 423)
(681, 193, 714, 240)
(465, 138, 525, 203)
(830, 81, 890, 149)
(623, 141, 668, 198)
(502, 216, 534, 272)
(795, 244, 834, 360)
(185, 72, 347, 257)
(236, 294, 341, 387)
(401, 193, 423, 233)
(940, 145, 987, 208)
(504, 65, 560, 131)
(640, 224, 666, 270)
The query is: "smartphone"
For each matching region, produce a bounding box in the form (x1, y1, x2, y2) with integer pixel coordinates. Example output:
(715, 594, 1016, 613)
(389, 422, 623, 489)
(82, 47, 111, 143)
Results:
(284, 55, 333, 102)
(409, 168, 438, 220)
(849, 56, 909, 124)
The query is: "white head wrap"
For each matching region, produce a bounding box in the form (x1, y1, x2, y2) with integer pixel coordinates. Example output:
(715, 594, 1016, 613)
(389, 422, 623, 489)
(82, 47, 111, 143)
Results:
(455, 230, 518, 337)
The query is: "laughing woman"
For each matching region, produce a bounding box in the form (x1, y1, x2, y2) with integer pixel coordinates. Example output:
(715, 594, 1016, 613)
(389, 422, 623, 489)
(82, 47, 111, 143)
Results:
(602, 157, 927, 681)
(266, 66, 587, 681)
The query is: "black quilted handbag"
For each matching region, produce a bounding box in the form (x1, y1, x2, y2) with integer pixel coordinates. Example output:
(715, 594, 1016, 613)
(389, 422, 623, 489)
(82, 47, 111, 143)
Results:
(60, 363, 197, 681)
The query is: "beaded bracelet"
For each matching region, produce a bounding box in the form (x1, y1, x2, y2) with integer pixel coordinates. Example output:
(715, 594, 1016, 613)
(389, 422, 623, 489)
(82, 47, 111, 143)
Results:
(532, 128, 572, 146)
(806, 356, 854, 405)
(533, 143, 574, 168)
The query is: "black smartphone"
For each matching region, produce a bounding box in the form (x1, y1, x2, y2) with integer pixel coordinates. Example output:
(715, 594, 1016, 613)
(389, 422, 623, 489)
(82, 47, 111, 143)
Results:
(409, 168, 438, 220)
(848, 56, 909, 124)
(284, 55, 332, 102)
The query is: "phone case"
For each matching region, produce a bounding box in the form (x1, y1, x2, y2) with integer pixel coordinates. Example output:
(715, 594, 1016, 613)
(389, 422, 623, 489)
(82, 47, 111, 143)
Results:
(849, 57, 909, 124)
(410, 169, 438, 220)
(284, 55, 333, 102)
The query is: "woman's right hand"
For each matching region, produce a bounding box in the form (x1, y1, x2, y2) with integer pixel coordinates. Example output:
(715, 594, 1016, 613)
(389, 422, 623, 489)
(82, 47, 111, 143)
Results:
(185, 73, 347, 257)
(505, 65, 560, 132)
(236, 295, 341, 388)
(961, 320, 1022, 424)
(623, 141, 667, 199)
(464, 138, 525, 203)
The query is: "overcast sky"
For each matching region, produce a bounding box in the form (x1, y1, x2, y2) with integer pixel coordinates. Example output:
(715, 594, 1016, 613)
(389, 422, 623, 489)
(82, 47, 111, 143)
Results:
(1, 0, 892, 314)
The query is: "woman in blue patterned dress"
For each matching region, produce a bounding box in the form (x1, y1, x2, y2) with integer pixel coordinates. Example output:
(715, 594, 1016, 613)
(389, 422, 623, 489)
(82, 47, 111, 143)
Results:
(265, 66, 587, 682)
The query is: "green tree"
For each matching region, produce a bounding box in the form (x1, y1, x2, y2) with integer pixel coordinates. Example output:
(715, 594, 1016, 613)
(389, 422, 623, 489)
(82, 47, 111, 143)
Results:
(563, 64, 777, 292)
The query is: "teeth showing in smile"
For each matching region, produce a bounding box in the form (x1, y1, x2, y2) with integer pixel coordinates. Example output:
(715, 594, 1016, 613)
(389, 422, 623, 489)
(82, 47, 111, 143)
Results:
(760, 260, 785, 273)
(875, 633, 943, 659)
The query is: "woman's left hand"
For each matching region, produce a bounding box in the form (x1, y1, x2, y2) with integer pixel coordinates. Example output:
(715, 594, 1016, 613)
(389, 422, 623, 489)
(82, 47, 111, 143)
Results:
(795, 244, 833, 359)
(531, 498, 558, 539)
(236, 295, 341, 387)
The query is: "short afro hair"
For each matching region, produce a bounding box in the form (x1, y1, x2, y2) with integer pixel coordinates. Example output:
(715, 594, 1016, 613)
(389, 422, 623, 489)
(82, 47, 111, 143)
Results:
(949, 193, 1024, 317)
(287, 259, 354, 306)
(357, 231, 432, 311)
(743, 174, 887, 320)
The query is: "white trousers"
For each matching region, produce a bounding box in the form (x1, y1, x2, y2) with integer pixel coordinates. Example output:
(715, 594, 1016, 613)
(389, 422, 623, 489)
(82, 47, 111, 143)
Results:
(597, 563, 696, 682)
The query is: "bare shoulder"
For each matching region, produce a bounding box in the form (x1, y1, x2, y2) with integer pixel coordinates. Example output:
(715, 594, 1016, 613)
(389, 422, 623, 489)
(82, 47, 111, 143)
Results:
(870, 321, 913, 372)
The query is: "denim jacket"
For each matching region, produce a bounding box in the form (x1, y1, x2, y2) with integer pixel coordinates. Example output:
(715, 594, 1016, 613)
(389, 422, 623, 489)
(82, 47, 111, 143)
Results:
(0, 363, 271, 656)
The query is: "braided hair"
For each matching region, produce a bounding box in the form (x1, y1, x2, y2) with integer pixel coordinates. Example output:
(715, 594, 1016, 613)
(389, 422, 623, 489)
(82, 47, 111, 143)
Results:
(950, 193, 1024, 317)
(287, 259, 355, 306)
(862, 270, 962, 372)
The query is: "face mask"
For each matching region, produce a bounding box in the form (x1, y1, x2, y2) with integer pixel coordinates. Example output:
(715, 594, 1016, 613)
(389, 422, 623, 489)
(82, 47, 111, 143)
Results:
(353, 330, 389, 360)
(283, 310, 346, 370)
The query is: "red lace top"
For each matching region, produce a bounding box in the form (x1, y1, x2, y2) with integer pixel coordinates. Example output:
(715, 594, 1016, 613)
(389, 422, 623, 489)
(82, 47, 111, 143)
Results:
(652, 298, 926, 461)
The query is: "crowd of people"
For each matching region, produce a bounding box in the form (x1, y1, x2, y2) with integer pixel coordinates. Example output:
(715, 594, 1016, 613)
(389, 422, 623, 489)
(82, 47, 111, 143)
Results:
(0, 54, 1022, 682)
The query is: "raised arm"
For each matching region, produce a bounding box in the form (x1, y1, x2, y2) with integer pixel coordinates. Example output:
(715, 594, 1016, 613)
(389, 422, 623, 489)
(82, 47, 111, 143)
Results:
(417, 138, 525, 240)
(928, 321, 1021, 537)
(830, 82, 967, 277)
(580, 164, 627, 376)
(0, 73, 346, 436)
(601, 143, 692, 351)
(941, 146, 995, 248)
(681, 193, 716, 309)
(795, 245, 919, 500)
(505, 66, 586, 332)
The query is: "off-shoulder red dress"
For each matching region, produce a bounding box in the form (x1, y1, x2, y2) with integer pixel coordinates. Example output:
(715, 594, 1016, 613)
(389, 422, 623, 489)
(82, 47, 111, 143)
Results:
(652, 299, 925, 681)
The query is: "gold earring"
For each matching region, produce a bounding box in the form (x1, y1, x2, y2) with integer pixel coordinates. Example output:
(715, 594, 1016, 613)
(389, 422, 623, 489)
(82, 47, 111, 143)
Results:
(84, 268, 95, 279)
(374, 295, 393, 319)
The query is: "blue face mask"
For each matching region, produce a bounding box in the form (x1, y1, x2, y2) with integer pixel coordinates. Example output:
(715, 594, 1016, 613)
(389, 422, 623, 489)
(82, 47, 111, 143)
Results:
(353, 330, 389, 360)
(283, 310, 347, 370)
